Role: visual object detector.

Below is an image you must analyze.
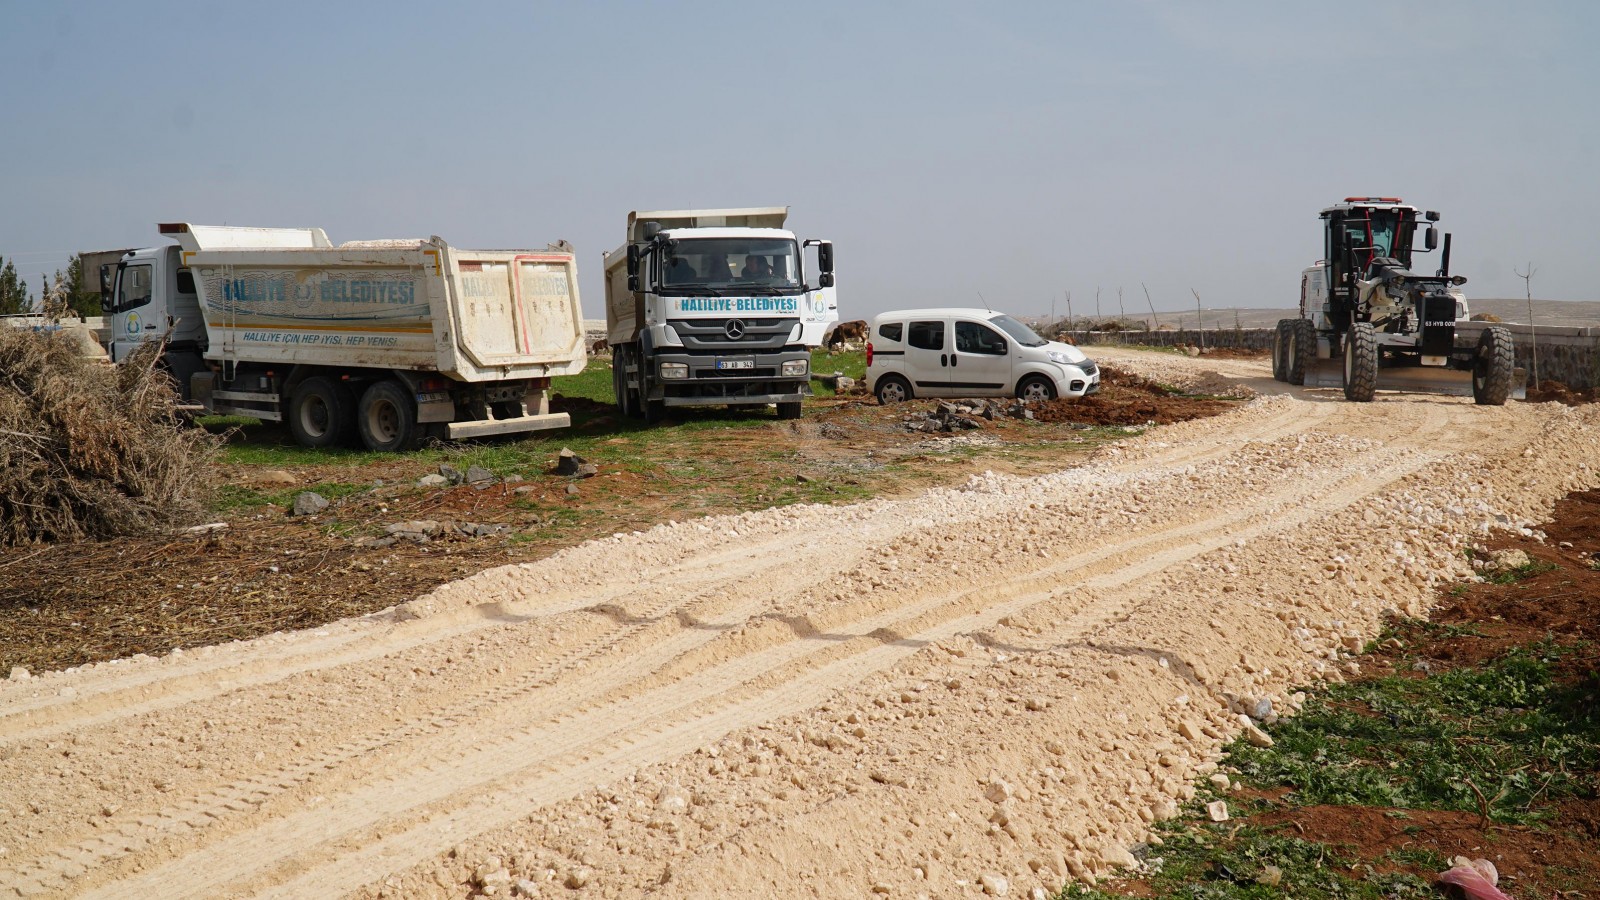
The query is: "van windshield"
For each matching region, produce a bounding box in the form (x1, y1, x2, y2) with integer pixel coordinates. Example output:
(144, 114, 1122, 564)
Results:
(988, 314, 1047, 347)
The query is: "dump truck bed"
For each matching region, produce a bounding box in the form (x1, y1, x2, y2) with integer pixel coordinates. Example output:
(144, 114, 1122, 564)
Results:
(163, 223, 585, 382)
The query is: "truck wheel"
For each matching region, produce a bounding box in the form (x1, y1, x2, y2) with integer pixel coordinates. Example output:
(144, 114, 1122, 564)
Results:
(1271, 320, 1290, 382)
(1016, 375, 1057, 402)
(1287, 319, 1316, 386)
(874, 375, 912, 405)
(287, 376, 356, 449)
(776, 401, 803, 420)
(357, 380, 420, 451)
(611, 348, 635, 418)
(1472, 325, 1514, 406)
(1342, 322, 1378, 402)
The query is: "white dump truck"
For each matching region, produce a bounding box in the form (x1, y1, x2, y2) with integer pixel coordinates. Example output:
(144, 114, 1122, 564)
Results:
(100, 223, 586, 450)
(603, 207, 837, 422)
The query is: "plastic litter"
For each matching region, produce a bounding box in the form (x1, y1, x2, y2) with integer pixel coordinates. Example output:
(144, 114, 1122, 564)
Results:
(1436, 857, 1511, 900)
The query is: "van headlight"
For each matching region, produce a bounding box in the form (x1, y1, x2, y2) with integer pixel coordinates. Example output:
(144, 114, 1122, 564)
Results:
(781, 359, 809, 377)
(1047, 351, 1078, 366)
(660, 362, 689, 380)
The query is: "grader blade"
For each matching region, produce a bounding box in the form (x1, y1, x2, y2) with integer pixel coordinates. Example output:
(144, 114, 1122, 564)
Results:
(1301, 359, 1526, 399)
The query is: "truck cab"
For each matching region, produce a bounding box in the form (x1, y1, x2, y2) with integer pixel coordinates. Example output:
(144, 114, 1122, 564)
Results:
(604, 207, 837, 421)
(106, 245, 210, 395)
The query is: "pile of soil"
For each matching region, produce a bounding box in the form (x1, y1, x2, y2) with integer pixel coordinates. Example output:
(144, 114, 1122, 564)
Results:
(1524, 379, 1600, 406)
(1031, 366, 1238, 426)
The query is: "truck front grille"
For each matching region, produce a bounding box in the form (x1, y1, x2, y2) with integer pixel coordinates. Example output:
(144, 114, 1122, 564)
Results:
(671, 318, 793, 352)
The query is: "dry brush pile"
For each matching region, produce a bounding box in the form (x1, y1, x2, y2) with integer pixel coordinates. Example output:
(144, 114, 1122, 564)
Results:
(0, 327, 218, 546)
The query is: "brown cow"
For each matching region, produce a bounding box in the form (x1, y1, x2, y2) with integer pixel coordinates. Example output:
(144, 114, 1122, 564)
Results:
(826, 319, 868, 350)
(590, 338, 609, 356)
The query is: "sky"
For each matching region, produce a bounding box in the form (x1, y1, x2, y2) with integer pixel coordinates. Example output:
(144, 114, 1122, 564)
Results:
(1, 0, 1596, 321)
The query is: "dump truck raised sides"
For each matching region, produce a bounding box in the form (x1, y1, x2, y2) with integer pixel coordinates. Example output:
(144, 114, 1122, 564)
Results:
(105, 223, 587, 450)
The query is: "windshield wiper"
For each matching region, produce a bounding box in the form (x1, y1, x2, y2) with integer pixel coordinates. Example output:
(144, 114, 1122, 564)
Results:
(667, 284, 725, 296)
(737, 285, 796, 296)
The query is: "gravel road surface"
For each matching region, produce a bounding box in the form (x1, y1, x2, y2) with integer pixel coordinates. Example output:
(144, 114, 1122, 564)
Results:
(3, 348, 1596, 899)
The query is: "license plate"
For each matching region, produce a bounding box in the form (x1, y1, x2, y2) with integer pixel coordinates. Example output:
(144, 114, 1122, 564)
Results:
(716, 359, 755, 370)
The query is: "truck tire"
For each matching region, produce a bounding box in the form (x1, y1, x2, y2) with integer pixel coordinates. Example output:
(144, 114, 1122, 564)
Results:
(287, 376, 356, 449)
(611, 348, 635, 418)
(776, 401, 803, 420)
(357, 380, 421, 451)
(1288, 319, 1316, 386)
(1472, 325, 1514, 406)
(1271, 320, 1290, 382)
(874, 374, 912, 405)
(1342, 322, 1378, 402)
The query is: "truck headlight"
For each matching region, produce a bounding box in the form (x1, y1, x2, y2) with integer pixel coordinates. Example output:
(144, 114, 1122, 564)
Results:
(660, 362, 688, 380)
(781, 359, 809, 377)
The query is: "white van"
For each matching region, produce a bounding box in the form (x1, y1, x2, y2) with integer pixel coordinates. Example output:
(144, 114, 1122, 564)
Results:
(865, 308, 1100, 404)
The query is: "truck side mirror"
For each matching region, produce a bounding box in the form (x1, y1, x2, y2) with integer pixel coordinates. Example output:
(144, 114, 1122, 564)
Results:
(1424, 226, 1438, 251)
(642, 221, 662, 241)
(99, 264, 114, 297)
(820, 272, 835, 288)
(818, 242, 834, 274)
(628, 274, 640, 292)
(626, 244, 639, 277)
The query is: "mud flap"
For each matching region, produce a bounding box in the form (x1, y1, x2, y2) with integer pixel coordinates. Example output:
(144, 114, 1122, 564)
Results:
(1302, 359, 1526, 399)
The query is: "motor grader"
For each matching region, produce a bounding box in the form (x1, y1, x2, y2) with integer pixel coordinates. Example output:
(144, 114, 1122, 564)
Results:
(1273, 197, 1522, 404)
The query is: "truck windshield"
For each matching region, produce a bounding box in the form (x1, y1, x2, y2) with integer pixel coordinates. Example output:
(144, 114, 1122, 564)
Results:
(988, 314, 1048, 347)
(658, 238, 800, 293)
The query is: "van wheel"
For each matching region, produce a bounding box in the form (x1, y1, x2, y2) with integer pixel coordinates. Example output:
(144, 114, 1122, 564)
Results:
(776, 401, 803, 420)
(874, 374, 912, 405)
(358, 380, 420, 451)
(1016, 375, 1057, 402)
(287, 376, 356, 449)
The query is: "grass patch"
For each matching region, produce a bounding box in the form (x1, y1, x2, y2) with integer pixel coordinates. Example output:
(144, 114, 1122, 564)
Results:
(1060, 636, 1600, 899)
(1229, 642, 1596, 823)
(1486, 559, 1560, 585)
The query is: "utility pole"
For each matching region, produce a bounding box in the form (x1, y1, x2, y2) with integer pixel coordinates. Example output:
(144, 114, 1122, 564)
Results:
(1095, 287, 1101, 324)
(1117, 287, 1126, 329)
(1065, 290, 1074, 341)
(1515, 262, 1539, 389)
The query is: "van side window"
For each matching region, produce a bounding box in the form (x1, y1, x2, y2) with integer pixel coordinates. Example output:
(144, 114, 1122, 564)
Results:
(907, 320, 944, 351)
(955, 321, 1007, 355)
(877, 322, 903, 342)
(118, 264, 153, 313)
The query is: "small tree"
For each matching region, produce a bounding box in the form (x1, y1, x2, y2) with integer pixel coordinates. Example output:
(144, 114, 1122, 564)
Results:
(1514, 262, 1538, 389)
(0, 258, 31, 314)
(58, 255, 100, 317)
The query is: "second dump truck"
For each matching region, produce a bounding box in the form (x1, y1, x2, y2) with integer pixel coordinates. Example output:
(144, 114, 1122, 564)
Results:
(103, 223, 586, 450)
(603, 207, 838, 422)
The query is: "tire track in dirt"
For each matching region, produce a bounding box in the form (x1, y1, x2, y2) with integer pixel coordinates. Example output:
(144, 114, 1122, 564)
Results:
(55, 426, 1440, 899)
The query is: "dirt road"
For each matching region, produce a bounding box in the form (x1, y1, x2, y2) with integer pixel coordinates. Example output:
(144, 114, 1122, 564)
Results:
(3, 349, 1596, 899)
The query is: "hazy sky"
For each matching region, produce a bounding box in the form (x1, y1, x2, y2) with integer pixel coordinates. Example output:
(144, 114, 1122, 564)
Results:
(2, 1, 1595, 320)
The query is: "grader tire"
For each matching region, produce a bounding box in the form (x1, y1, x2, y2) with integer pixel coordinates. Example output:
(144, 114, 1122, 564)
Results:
(1342, 322, 1378, 402)
(1473, 325, 1514, 406)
